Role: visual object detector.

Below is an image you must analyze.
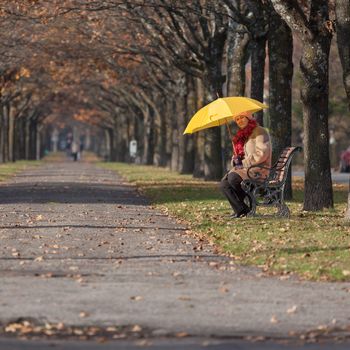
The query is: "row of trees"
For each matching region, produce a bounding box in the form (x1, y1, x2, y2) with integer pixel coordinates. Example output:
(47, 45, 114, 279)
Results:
(0, 0, 349, 215)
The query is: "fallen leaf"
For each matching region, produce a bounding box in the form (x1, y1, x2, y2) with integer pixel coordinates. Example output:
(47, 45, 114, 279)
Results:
(172, 272, 182, 277)
(219, 287, 229, 293)
(131, 324, 142, 332)
(287, 305, 297, 314)
(270, 315, 279, 324)
(175, 332, 189, 338)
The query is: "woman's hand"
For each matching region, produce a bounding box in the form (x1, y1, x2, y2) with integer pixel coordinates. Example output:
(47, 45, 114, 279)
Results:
(231, 155, 243, 168)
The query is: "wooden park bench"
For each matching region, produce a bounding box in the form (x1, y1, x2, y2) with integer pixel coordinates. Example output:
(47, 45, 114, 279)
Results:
(241, 146, 302, 218)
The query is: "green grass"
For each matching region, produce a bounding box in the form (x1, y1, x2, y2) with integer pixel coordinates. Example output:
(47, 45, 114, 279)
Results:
(0, 160, 42, 182)
(99, 162, 350, 282)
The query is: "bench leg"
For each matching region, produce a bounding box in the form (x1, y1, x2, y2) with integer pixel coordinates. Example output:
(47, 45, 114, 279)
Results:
(277, 201, 290, 218)
(246, 191, 257, 217)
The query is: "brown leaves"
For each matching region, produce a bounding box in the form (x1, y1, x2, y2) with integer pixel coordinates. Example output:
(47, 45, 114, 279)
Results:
(287, 305, 298, 314)
(130, 296, 143, 301)
(270, 315, 279, 324)
(2, 319, 149, 340)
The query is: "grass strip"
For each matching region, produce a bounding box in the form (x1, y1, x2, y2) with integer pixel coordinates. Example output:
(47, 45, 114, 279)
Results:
(99, 162, 350, 282)
(0, 160, 42, 182)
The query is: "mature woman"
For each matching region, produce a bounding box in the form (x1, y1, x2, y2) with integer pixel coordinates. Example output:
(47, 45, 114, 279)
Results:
(220, 112, 272, 218)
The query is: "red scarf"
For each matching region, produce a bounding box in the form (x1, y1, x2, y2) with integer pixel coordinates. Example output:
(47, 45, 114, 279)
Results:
(233, 119, 258, 158)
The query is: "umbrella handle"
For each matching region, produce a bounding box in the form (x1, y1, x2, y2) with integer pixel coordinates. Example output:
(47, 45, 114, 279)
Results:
(225, 121, 236, 156)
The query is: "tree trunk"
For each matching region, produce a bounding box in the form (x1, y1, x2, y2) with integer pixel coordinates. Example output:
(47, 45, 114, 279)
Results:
(170, 100, 179, 171)
(36, 125, 41, 160)
(179, 76, 195, 174)
(226, 25, 250, 97)
(3, 104, 9, 162)
(301, 27, 333, 210)
(105, 128, 112, 161)
(153, 100, 167, 167)
(158, 108, 168, 166)
(268, 9, 294, 199)
(270, 0, 334, 211)
(225, 24, 250, 171)
(336, 0, 350, 105)
(142, 106, 154, 165)
(193, 78, 205, 178)
(202, 34, 226, 180)
(29, 120, 37, 160)
(25, 118, 30, 160)
(335, 0, 350, 220)
(250, 37, 266, 126)
(8, 106, 15, 162)
(0, 106, 4, 163)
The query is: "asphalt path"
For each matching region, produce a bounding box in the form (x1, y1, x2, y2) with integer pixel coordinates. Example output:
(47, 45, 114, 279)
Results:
(0, 161, 349, 349)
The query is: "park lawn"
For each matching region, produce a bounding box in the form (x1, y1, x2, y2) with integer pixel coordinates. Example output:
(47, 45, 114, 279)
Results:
(0, 160, 42, 182)
(100, 162, 350, 282)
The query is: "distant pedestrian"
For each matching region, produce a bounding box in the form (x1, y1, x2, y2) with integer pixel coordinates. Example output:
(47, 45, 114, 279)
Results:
(340, 146, 350, 173)
(71, 141, 79, 161)
(79, 141, 84, 160)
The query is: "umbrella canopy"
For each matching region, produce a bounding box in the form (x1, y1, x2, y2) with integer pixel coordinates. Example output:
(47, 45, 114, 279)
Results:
(183, 97, 268, 134)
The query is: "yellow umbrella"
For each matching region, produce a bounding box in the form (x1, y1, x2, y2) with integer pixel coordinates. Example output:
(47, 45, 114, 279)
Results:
(183, 96, 268, 134)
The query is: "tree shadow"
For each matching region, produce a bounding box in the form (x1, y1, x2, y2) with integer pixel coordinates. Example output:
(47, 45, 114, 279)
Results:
(0, 182, 148, 205)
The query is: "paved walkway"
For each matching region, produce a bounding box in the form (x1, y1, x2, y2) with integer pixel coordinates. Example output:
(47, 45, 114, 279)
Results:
(0, 162, 349, 342)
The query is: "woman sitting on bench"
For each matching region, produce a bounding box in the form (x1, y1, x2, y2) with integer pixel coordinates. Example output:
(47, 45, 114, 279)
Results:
(220, 112, 272, 218)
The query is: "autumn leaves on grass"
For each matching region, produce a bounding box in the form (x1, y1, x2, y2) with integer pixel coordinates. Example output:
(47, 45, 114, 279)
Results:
(100, 162, 350, 282)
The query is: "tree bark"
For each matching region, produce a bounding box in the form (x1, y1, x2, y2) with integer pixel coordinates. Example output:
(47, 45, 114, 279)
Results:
(142, 106, 154, 165)
(271, 0, 334, 211)
(250, 36, 266, 126)
(158, 105, 168, 166)
(336, 0, 350, 106)
(268, 9, 294, 199)
(335, 0, 350, 219)
(8, 106, 15, 162)
(25, 118, 30, 160)
(301, 19, 333, 210)
(179, 76, 195, 174)
(36, 124, 41, 160)
(153, 98, 167, 167)
(193, 78, 205, 178)
(225, 24, 250, 172)
(202, 33, 226, 180)
(226, 25, 250, 97)
(170, 100, 179, 171)
(105, 128, 112, 161)
(3, 104, 9, 162)
(29, 120, 37, 160)
(0, 106, 4, 163)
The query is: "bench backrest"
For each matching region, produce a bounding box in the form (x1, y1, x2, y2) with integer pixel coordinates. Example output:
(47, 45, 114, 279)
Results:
(269, 147, 302, 185)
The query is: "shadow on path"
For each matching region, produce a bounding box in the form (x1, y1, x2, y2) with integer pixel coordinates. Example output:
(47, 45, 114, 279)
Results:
(0, 182, 148, 205)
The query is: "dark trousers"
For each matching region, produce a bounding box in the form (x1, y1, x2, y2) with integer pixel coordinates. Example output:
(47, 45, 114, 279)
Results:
(220, 172, 249, 214)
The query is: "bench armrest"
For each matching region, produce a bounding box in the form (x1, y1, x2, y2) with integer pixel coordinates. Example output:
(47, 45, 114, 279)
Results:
(246, 164, 272, 182)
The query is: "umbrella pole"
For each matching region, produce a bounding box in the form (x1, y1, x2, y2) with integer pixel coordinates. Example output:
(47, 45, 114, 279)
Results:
(225, 121, 236, 156)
